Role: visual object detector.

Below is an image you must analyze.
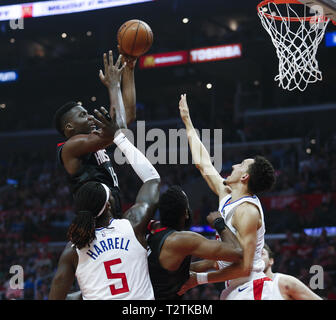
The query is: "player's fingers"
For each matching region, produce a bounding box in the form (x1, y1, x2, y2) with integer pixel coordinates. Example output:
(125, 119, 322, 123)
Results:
(92, 116, 104, 128)
(179, 95, 184, 106)
(100, 106, 108, 115)
(94, 109, 109, 125)
(99, 70, 105, 82)
(119, 61, 127, 73)
(100, 106, 112, 121)
(91, 129, 101, 135)
(103, 53, 109, 73)
(117, 44, 125, 54)
(109, 50, 113, 67)
(115, 54, 122, 69)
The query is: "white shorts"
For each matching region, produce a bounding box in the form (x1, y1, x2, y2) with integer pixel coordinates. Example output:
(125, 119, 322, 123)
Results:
(220, 276, 274, 300)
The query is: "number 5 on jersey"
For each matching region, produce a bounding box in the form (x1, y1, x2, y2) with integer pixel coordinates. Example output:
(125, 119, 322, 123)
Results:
(104, 258, 130, 295)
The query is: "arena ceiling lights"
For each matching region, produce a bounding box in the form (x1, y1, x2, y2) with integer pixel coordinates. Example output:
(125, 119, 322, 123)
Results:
(0, 0, 154, 21)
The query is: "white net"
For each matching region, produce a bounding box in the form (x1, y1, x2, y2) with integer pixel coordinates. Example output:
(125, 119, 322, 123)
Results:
(257, 1, 330, 91)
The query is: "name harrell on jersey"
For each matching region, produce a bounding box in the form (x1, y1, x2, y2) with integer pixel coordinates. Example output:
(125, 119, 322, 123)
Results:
(75, 218, 154, 300)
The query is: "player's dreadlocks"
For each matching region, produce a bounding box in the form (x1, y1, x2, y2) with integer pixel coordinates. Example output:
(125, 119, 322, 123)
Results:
(67, 181, 108, 249)
(159, 185, 191, 230)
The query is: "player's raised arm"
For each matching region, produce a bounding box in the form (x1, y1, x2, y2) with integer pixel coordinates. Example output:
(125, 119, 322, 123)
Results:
(119, 45, 137, 125)
(113, 132, 160, 246)
(99, 50, 127, 128)
(178, 94, 230, 200)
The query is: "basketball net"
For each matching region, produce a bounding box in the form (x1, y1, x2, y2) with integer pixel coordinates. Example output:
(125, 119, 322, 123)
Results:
(257, 0, 332, 91)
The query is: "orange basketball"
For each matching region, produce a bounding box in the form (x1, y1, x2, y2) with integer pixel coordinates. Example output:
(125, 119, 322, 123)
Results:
(117, 20, 153, 58)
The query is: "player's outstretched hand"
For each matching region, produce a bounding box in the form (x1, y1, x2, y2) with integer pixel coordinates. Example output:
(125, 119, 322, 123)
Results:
(99, 50, 126, 89)
(91, 106, 123, 139)
(206, 211, 223, 229)
(178, 93, 191, 123)
(177, 271, 198, 296)
(118, 44, 137, 69)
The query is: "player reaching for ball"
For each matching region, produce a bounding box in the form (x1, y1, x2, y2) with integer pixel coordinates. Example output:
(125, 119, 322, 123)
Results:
(177, 94, 277, 300)
(53, 51, 135, 217)
(49, 128, 161, 299)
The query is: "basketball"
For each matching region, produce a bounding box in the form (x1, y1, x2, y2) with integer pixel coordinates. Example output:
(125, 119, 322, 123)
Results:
(117, 19, 153, 58)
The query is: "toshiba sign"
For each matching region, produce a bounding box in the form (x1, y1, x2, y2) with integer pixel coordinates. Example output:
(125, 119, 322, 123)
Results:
(190, 44, 242, 63)
(139, 43, 242, 69)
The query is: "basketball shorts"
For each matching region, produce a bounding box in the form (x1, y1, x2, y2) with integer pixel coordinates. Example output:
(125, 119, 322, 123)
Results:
(220, 276, 274, 300)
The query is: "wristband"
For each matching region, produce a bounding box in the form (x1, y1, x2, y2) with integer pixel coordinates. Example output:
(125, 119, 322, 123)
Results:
(196, 273, 208, 284)
(113, 132, 160, 183)
(113, 132, 126, 145)
(213, 217, 226, 233)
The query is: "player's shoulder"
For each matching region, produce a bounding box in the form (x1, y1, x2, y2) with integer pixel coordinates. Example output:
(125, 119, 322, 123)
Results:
(59, 136, 76, 155)
(233, 201, 261, 227)
(64, 241, 77, 251)
(277, 273, 307, 294)
(278, 273, 300, 285)
(61, 242, 78, 260)
(63, 134, 87, 147)
(235, 201, 260, 216)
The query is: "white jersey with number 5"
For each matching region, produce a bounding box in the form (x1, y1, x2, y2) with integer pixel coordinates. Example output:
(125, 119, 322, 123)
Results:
(75, 218, 154, 300)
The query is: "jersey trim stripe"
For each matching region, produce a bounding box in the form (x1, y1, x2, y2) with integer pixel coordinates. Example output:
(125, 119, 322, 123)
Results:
(95, 218, 114, 230)
(151, 227, 168, 235)
(221, 195, 257, 212)
(253, 277, 271, 300)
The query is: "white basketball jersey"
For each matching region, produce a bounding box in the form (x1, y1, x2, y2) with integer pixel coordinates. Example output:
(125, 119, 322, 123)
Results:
(271, 273, 285, 300)
(75, 218, 154, 300)
(216, 194, 266, 273)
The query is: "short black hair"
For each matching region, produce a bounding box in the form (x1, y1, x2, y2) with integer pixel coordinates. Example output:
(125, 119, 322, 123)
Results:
(159, 185, 188, 230)
(247, 155, 275, 195)
(53, 101, 78, 136)
(264, 243, 274, 259)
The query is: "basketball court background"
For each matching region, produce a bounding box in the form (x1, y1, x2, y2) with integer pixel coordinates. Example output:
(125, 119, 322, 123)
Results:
(0, 0, 335, 300)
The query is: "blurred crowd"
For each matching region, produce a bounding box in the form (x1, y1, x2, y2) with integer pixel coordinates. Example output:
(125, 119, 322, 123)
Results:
(1, 123, 336, 299)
